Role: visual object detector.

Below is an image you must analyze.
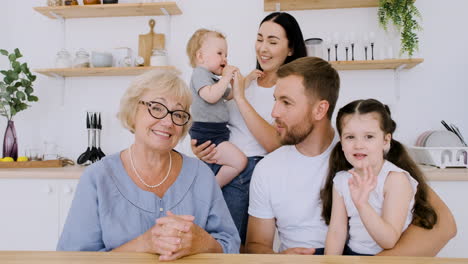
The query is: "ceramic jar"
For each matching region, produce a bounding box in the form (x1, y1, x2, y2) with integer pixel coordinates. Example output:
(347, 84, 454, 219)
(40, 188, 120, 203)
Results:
(150, 49, 168, 66)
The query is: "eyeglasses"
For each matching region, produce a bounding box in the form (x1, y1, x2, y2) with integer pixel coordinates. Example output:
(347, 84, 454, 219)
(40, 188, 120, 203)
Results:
(139, 100, 191, 126)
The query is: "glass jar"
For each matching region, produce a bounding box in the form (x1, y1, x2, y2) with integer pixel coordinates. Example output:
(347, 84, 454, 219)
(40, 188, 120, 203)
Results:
(73, 49, 90, 68)
(150, 49, 168, 66)
(47, 0, 63, 6)
(55, 49, 72, 68)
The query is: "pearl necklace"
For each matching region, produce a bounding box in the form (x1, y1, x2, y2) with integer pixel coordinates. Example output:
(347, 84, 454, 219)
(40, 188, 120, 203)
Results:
(129, 145, 172, 188)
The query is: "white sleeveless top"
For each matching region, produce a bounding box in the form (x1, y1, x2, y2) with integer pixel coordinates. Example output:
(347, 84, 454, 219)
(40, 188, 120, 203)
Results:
(333, 160, 418, 254)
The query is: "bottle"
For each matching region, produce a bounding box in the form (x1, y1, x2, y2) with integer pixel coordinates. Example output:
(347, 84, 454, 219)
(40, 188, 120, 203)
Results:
(73, 49, 90, 68)
(150, 49, 168, 66)
(55, 49, 72, 68)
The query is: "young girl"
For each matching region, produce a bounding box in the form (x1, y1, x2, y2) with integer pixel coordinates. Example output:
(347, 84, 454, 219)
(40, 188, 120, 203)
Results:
(321, 98, 437, 255)
(186, 29, 247, 187)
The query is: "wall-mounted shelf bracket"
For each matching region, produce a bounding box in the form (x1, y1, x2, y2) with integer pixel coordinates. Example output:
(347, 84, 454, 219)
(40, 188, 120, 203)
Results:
(394, 64, 406, 101)
(49, 11, 64, 21)
(160, 7, 169, 16)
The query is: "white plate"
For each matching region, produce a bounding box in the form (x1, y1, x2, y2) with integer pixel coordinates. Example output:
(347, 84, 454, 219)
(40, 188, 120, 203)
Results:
(424, 130, 463, 147)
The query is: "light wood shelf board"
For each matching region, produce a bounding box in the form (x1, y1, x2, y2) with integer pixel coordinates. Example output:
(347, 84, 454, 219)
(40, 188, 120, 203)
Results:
(330, 58, 423, 70)
(34, 66, 175, 77)
(0, 165, 84, 179)
(420, 165, 468, 182)
(34, 2, 181, 19)
(264, 0, 379, 11)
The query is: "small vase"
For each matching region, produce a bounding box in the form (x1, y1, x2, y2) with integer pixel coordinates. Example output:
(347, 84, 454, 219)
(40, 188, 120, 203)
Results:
(3, 120, 18, 161)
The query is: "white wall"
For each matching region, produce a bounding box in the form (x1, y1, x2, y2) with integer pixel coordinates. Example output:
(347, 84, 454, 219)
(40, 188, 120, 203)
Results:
(0, 0, 467, 256)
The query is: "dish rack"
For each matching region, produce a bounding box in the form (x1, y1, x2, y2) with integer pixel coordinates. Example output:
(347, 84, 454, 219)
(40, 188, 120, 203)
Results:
(409, 146, 468, 168)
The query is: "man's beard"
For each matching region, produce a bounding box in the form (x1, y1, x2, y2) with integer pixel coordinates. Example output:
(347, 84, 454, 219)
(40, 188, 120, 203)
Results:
(276, 118, 315, 145)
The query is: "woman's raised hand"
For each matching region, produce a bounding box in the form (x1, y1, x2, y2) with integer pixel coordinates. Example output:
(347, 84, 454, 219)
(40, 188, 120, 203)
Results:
(348, 167, 378, 208)
(244, 69, 264, 88)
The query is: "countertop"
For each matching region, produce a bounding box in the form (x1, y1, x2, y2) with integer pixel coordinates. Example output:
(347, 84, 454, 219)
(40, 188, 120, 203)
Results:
(0, 251, 467, 264)
(0, 165, 467, 181)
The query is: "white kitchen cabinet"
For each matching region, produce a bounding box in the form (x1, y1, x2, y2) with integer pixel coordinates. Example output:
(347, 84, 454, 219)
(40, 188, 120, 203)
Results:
(58, 179, 78, 237)
(0, 178, 78, 251)
(430, 181, 468, 258)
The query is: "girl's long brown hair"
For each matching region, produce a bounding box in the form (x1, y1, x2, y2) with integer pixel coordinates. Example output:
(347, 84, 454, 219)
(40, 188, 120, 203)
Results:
(320, 99, 437, 229)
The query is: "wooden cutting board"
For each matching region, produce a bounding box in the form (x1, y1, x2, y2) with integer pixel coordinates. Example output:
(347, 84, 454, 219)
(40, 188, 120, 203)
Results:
(138, 19, 165, 66)
(0, 160, 65, 168)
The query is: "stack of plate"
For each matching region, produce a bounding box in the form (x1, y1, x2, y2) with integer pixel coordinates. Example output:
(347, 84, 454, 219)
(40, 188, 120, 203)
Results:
(410, 130, 467, 168)
(415, 130, 463, 147)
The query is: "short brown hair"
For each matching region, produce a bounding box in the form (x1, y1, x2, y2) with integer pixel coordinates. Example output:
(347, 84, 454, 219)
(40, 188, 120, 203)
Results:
(186, 29, 225, 68)
(277, 57, 340, 120)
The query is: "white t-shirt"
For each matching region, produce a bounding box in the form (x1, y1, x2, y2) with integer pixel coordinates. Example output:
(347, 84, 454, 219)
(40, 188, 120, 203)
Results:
(248, 133, 339, 252)
(227, 79, 275, 157)
(333, 160, 418, 255)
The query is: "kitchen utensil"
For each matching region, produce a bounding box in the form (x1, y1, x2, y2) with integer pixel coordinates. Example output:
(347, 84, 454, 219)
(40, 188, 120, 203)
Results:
(96, 113, 106, 159)
(90, 113, 100, 163)
(441, 120, 467, 146)
(305, 38, 323, 59)
(138, 19, 165, 66)
(77, 113, 92, 165)
(450, 123, 467, 146)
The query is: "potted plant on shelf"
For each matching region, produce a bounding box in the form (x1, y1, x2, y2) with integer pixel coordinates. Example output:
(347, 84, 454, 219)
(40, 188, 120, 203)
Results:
(0, 48, 38, 161)
(378, 0, 422, 57)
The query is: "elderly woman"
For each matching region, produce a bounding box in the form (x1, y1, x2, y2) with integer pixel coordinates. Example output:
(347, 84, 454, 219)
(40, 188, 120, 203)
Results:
(57, 69, 240, 260)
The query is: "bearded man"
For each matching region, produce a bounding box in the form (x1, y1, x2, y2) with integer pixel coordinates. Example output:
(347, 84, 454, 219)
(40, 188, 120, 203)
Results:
(245, 57, 456, 256)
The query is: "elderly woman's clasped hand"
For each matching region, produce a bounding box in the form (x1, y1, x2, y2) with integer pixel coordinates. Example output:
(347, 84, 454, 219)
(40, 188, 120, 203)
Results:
(147, 211, 203, 261)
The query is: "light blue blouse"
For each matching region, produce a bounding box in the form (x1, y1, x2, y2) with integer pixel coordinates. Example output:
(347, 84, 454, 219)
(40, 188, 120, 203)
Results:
(57, 151, 240, 253)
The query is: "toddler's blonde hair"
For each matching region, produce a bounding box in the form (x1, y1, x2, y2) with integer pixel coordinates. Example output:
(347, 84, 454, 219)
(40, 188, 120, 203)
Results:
(186, 29, 225, 68)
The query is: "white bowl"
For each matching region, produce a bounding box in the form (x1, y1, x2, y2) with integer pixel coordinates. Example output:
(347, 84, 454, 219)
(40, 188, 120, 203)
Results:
(91, 51, 113, 67)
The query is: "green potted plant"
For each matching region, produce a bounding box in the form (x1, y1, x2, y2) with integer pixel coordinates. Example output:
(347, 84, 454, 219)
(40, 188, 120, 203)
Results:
(378, 0, 422, 57)
(0, 48, 38, 161)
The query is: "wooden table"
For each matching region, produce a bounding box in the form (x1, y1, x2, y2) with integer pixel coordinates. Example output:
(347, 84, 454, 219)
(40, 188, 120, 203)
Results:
(0, 251, 467, 264)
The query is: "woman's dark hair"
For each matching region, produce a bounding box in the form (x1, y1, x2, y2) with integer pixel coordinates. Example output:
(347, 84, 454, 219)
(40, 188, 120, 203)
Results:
(256, 12, 307, 70)
(320, 99, 437, 230)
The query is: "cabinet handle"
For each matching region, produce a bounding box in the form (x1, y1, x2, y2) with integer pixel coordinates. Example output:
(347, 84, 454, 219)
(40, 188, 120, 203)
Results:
(63, 186, 73, 194)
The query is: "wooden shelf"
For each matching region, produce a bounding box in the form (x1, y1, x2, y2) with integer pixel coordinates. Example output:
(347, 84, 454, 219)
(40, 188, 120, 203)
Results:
(33, 2, 182, 19)
(34, 66, 175, 77)
(420, 165, 468, 182)
(264, 0, 379, 11)
(330, 58, 423, 71)
(0, 165, 84, 179)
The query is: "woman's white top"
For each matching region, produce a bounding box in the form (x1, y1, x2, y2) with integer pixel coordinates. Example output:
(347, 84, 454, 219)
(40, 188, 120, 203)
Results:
(226, 79, 275, 157)
(333, 160, 418, 255)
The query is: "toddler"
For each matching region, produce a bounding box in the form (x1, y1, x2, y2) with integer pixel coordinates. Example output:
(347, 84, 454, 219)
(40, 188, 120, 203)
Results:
(186, 29, 247, 187)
